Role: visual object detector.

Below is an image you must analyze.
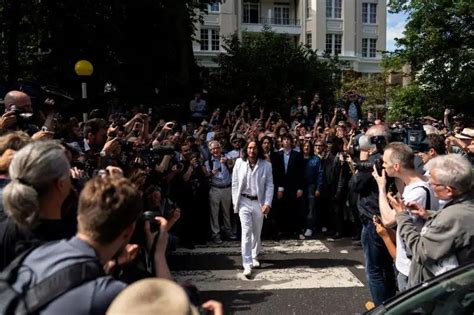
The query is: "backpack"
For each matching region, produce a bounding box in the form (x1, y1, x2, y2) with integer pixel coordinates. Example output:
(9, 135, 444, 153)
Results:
(0, 247, 104, 314)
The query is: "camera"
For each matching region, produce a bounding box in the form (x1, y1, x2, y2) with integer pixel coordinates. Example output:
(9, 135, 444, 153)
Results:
(152, 145, 175, 156)
(356, 155, 383, 175)
(9, 105, 34, 126)
(142, 211, 161, 233)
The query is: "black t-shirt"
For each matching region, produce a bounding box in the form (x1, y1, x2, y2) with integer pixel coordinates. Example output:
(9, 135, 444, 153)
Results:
(0, 218, 74, 271)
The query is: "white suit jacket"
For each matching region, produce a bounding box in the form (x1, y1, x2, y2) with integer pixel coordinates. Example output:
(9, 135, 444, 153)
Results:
(231, 158, 274, 213)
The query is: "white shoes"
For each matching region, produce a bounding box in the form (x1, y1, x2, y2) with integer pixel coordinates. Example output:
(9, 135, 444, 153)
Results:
(304, 229, 313, 237)
(252, 258, 260, 268)
(243, 267, 252, 278)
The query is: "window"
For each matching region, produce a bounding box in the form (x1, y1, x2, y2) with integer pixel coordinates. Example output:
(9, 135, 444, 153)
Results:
(326, 34, 342, 55)
(274, 5, 290, 25)
(209, 2, 220, 13)
(306, 32, 312, 48)
(326, 0, 342, 18)
(362, 38, 377, 57)
(306, 0, 312, 19)
(200, 29, 220, 51)
(362, 3, 377, 24)
(243, 1, 259, 23)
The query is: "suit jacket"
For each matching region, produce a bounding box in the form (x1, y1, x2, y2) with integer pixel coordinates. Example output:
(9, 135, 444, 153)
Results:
(274, 149, 305, 194)
(231, 158, 274, 213)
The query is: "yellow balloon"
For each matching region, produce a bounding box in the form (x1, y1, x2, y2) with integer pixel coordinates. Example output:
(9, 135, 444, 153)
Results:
(74, 60, 94, 76)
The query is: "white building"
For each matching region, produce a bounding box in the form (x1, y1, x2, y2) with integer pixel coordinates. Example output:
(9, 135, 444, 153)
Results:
(193, 0, 387, 74)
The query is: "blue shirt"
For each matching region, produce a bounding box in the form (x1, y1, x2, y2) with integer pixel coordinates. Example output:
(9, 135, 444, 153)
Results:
(205, 156, 231, 187)
(283, 150, 291, 173)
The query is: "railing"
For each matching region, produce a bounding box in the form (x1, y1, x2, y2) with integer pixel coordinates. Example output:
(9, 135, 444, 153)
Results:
(242, 17, 300, 26)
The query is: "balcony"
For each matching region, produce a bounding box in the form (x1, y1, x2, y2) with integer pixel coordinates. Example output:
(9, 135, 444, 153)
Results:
(241, 17, 301, 35)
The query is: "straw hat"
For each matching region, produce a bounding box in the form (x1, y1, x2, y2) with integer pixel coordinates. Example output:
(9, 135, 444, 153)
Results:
(107, 279, 199, 315)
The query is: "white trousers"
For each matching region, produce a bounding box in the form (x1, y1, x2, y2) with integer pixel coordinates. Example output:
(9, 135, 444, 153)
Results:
(238, 197, 264, 268)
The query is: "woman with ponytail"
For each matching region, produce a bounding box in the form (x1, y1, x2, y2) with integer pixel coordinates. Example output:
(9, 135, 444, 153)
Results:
(0, 141, 72, 270)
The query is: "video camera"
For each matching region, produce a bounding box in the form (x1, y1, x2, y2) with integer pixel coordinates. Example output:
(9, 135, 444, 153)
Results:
(389, 118, 427, 152)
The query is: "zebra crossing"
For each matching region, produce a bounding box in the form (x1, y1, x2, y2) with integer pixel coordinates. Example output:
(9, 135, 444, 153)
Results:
(171, 239, 365, 292)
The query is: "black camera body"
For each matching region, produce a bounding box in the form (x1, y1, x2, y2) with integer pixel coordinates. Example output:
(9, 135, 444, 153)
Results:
(142, 211, 161, 233)
(356, 154, 383, 176)
(9, 105, 34, 126)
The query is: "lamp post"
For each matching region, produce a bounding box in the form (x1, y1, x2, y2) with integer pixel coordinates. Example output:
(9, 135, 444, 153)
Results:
(74, 60, 93, 122)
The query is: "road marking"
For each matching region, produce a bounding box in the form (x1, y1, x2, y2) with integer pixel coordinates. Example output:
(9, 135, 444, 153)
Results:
(173, 267, 364, 291)
(173, 240, 329, 255)
(340, 250, 349, 254)
(355, 265, 365, 270)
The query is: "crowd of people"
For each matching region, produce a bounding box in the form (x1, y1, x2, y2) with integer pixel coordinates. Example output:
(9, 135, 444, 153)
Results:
(0, 88, 472, 312)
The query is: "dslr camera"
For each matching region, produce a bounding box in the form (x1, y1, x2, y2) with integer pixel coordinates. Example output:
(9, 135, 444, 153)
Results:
(9, 105, 34, 126)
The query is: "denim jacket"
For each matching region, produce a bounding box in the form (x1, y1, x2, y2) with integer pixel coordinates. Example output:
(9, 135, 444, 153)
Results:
(304, 155, 324, 192)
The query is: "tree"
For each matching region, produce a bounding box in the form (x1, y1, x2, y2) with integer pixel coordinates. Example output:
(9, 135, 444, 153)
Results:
(0, 1, 217, 106)
(386, 0, 474, 118)
(208, 27, 344, 115)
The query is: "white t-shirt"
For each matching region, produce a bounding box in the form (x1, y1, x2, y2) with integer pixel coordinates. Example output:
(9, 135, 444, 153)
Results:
(395, 180, 439, 276)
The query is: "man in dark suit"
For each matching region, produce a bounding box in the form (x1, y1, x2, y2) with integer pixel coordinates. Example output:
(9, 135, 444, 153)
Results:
(273, 133, 305, 238)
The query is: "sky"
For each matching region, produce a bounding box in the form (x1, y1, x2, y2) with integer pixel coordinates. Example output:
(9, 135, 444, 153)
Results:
(386, 10, 408, 51)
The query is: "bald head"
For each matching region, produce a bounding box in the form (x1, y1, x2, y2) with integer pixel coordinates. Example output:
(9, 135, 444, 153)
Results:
(4, 91, 32, 113)
(366, 124, 390, 138)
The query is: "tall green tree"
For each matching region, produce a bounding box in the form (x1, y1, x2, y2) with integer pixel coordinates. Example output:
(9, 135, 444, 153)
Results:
(386, 0, 474, 119)
(209, 28, 343, 115)
(0, 0, 216, 105)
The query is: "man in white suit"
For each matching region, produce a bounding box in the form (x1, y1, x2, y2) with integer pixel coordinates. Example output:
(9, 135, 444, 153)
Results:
(232, 140, 274, 278)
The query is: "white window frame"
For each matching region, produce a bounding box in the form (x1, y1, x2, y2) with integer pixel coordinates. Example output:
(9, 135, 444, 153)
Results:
(326, 0, 342, 19)
(200, 29, 220, 52)
(326, 33, 342, 55)
(306, 32, 312, 48)
(243, 1, 260, 24)
(274, 5, 290, 25)
(362, 38, 377, 58)
(362, 3, 377, 24)
(306, 0, 312, 19)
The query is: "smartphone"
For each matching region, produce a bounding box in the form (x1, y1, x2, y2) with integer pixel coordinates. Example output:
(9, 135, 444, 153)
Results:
(372, 215, 382, 225)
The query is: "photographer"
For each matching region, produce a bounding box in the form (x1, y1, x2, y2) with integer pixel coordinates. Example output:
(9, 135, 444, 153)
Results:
(170, 144, 209, 248)
(351, 124, 396, 306)
(2, 175, 172, 314)
(371, 142, 439, 292)
(204, 140, 236, 244)
(339, 90, 365, 126)
(0, 91, 42, 136)
(290, 96, 308, 127)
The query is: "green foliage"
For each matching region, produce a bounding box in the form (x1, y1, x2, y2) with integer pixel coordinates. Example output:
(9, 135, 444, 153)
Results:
(385, 0, 474, 118)
(0, 0, 217, 103)
(208, 28, 344, 115)
(386, 85, 433, 121)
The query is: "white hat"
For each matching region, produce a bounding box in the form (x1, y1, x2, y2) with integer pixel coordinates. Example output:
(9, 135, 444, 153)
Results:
(455, 128, 474, 140)
(107, 279, 199, 315)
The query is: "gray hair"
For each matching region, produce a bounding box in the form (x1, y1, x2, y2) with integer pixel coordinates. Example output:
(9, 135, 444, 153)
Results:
(358, 135, 375, 152)
(425, 154, 472, 195)
(3, 141, 70, 227)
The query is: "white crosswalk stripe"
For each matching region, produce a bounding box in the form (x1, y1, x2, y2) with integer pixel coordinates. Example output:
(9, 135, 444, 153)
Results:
(173, 240, 329, 255)
(171, 240, 365, 292)
(173, 267, 364, 291)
